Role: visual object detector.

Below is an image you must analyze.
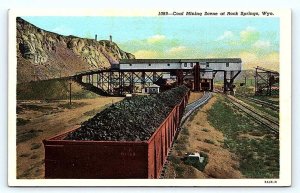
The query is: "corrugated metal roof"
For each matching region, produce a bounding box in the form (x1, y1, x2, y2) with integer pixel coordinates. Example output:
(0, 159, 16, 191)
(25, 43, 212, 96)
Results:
(120, 59, 181, 63)
(120, 58, 242, 64)
(181, 58, 242, 63)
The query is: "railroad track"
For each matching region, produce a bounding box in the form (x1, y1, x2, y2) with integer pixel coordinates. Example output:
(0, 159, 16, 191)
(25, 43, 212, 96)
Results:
(235, 94, 279, 112)
(181, 91, 212, 125)
(226, 95, 279, 133)
(160, 92, 212, 179)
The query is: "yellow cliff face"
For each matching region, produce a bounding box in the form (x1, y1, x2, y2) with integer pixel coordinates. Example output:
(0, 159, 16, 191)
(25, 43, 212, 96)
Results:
(16, 17, 135, 83)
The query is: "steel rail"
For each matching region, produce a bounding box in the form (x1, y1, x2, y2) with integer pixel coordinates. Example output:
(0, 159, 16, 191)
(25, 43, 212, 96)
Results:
(180, 91, 212, 125)
(226, 95, 279, 134)
(235, 94, 279, 112)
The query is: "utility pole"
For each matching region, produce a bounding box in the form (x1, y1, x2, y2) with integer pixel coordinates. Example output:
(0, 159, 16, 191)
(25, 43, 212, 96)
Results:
(69, 80, 72, 106)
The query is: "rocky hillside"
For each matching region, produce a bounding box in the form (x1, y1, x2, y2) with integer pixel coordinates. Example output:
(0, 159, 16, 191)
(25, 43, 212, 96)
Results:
(16, 17, 135, 83)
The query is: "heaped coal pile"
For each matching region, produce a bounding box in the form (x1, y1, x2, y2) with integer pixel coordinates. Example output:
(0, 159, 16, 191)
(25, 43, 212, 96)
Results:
(65, 85, 189, 141)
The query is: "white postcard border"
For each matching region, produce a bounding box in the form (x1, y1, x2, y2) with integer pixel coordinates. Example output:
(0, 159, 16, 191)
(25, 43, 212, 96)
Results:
(8, 8, 292, 187)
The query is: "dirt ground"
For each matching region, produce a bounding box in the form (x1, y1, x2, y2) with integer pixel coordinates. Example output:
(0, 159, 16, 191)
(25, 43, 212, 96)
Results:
(16, 97, 123, 179)
(165, 94, 243, 179)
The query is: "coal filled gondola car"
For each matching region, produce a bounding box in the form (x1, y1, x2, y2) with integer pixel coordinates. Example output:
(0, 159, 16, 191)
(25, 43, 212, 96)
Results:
(43, 87, 189, 179)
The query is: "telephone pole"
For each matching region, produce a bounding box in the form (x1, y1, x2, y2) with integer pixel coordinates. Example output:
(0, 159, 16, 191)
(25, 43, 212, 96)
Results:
(69, 80, 72, 106)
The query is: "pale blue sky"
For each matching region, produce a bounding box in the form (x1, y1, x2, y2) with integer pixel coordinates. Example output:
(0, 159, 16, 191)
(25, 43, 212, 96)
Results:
(22, 16, 280, 70)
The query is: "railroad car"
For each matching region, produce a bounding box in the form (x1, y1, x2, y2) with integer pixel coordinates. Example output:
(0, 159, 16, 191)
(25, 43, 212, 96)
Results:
(43, 91, 190, 179)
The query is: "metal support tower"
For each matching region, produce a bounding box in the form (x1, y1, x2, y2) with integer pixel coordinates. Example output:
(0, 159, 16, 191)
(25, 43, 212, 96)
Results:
(255, 66, 279, 96)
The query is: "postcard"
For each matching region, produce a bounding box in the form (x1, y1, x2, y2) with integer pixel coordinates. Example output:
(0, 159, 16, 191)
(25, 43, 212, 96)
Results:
(8, 8, 291, 186)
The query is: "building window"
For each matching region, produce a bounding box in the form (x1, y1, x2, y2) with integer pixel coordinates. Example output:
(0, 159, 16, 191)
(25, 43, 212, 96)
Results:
(206, 64, 209, 68)
(167, 63, 170, 66)
(129, 64, 132, 66)
(226, 63, 229, 67)
(190, 63, 193, 67)
(149, 63, 151, 66)
(184, 63, 187, 67)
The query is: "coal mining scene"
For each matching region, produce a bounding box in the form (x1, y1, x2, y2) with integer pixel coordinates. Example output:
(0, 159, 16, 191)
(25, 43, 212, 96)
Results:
(15, 16, 280, 180)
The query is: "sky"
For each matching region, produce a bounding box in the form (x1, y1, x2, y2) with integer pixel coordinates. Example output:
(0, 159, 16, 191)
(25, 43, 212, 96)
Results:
(23, 16, 280, 71)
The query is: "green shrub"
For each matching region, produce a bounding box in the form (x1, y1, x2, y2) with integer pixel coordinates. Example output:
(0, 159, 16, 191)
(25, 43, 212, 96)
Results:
(17, 118, 30, 126)
(204, 139, 215, 144)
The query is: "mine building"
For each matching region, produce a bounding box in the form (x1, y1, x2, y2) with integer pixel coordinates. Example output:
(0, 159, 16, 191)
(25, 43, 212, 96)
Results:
(119, 58, 241, 71)
(75, 58, 242, 96)
(119, 58, 241, 92)
(142, 84, 160, 94)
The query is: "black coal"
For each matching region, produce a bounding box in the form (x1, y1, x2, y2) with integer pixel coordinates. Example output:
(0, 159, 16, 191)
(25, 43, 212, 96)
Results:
(64, 85, 189, 141)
